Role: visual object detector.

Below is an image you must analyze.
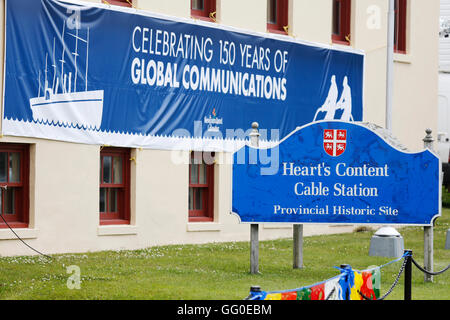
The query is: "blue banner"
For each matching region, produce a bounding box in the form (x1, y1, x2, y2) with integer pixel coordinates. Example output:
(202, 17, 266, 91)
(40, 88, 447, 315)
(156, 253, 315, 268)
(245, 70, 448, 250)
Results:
(232, 122, 440, 226)
(3, 0, 364, 151)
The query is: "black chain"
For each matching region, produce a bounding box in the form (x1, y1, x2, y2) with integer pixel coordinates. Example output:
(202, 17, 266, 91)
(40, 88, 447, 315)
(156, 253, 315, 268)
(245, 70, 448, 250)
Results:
(0, 214, 52, 260)
(411, 258, 450, 276)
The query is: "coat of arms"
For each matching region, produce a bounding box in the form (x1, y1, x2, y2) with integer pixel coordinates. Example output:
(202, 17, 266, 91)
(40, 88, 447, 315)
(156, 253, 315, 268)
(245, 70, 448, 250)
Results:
(324, 129, 347, 157)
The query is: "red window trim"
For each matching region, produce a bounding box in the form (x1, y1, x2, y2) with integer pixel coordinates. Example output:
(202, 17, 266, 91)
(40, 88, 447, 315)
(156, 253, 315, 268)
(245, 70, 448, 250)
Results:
(191, 0, 216, 22)
(188, 152, 214, 222)
(0, 144, 29, 229)
(332, 0, 351, 45)
(267, 0, 289, 35)
(99, 147, 131, 226)
(103, 0, 132, 7)
(394, 0, 407, 54)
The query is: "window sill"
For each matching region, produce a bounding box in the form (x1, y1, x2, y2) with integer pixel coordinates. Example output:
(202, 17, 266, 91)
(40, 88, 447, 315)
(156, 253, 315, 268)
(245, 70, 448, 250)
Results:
(106, 0, 132, 7)
(97, 225, 138, 236)
(332, 36, 351, 44)
(100, 219, 130, 226)
(267, 28, 288, 36)
(0, 228, 38, 240)
(394, 53, 412, 64)
(187, 222, 222, 232)
(332, 40, 351, 48)
(191, 15, 215, 23)
(0, 222, 29, 229)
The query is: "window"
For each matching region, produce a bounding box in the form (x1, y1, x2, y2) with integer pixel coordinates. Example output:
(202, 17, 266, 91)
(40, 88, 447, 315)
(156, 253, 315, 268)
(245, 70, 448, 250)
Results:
(394, 0, 407, 53)
(332, 0, 351, 45)
(191, 0, 216, 21)
(103, 0, 132, 7)
(99, 147, 130, 225)
(267, 0, 288, 34)
(0, 144, 29, 229)
(188, 152, 215, 222)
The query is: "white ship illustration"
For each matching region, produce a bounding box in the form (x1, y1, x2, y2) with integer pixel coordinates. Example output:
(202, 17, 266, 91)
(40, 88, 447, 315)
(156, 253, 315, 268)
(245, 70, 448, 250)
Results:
(30, 19, 104, 129)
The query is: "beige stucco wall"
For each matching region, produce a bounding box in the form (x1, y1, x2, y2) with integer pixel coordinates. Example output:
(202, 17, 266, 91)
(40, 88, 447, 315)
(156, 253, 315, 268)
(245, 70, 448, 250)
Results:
(289, 0, 333, 44)
(135, 0, 189, 19)
(216, 0, 266, 33)
(352, 0, 389, 129)
(391, 0, 439, 150)
(0, 0, 439, 256)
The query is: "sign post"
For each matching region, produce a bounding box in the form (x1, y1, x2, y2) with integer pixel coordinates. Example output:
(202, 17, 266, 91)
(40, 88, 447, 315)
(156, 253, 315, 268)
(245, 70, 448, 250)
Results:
(293, 224, 303, 269)
(249, 122, 260, 275)
(423, 129, 434, 282)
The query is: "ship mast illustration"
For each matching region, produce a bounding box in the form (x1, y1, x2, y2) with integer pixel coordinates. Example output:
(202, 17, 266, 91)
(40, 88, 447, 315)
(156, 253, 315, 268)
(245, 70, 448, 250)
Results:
(31, 16, 104, 130)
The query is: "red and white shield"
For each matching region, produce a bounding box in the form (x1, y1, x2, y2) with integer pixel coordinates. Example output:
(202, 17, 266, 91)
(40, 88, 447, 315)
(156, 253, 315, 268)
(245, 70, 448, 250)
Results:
(323, 129, 347, 157)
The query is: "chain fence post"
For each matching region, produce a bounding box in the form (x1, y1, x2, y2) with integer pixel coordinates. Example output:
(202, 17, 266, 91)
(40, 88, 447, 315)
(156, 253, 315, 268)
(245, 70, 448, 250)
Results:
(249, 122, 260, 275)
(246, 286, 262, 300)
(423, 129, 434, 282)
(404, 250, 412, 300)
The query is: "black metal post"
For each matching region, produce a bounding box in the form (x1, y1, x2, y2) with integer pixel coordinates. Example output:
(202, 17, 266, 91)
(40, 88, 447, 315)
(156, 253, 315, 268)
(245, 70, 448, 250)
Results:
(250, 285, 261, 293)
(340, 264, 350, 301)
(244, 286, 261, 300)
(404, 250, 412, 300)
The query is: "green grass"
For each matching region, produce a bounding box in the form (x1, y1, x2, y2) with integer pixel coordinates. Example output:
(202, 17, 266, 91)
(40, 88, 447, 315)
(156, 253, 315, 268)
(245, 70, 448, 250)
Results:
(0, 206, 449, 300)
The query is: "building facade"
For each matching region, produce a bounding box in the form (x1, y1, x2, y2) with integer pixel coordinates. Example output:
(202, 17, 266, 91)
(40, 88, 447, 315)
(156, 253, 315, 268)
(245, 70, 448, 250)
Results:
(0, 0, 439, 256)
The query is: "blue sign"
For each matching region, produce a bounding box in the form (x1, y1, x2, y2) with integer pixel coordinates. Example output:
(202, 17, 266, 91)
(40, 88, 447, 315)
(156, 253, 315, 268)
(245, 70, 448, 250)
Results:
(2, 0, 364, 151)
(232, 122, 441, 226)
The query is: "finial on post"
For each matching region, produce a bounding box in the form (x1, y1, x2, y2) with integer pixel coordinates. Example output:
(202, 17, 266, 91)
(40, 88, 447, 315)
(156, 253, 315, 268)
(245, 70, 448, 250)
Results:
(423, 128, 433, 142)
(250, 285, 261, 293)
(249, 122, 260, 148)
(423, 129, 434, 150)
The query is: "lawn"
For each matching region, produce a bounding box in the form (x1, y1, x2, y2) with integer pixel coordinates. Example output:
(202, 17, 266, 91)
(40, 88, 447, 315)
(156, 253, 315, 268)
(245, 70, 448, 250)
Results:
(0, 205, 449, 300)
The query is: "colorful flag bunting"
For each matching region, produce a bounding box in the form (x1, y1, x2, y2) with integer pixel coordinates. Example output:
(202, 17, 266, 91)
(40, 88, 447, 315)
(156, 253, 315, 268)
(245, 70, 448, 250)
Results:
(371, 267, 381, 299)
(350, 271, 364, 300)
(259, 264, 382, 301)
(281, 291, 297, 300)
(296, 288, 312, 300)
(310, 283, 325, 300)
(265, 293, 282, 300)
(362, 268, 381, 300)
(324, 277, 344, 300)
